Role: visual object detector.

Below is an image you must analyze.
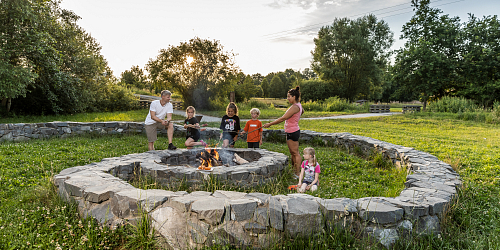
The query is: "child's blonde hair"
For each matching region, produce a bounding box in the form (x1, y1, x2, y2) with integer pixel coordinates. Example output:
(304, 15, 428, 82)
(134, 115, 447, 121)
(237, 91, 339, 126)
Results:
(250, 108, 260, 115)
(303, 147, 317, 166)
(186, 106, 196, 117)
(226, 102, 238, 116)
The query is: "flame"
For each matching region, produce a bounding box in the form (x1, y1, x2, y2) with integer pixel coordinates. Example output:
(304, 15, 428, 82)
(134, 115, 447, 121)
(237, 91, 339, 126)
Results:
(213, 149, 219, 161)
(198, 151, 212, 170)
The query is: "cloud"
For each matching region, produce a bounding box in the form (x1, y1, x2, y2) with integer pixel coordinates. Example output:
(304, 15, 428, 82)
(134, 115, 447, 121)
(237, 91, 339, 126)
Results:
(267, 0, 359, 10)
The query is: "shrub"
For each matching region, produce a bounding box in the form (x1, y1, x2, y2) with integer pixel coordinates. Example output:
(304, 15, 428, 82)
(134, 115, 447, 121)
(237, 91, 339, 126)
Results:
(96, 84, 140, 112)
(242, 99, 270, 110)
(428, 96, 480, 113)
(302, 100, 324, 111)
(493, 101, 500, 122)
(325, 96, 351, 112)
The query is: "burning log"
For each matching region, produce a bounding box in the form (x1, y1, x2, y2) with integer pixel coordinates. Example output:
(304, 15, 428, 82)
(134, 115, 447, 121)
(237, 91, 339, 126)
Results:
(196, 148, 222, 170)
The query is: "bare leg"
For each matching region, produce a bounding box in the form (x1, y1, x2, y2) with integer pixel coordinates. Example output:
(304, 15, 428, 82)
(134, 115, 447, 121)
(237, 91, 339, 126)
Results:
(298, 183, 308, 193)
(148, 142, 155, 151)
(310, 185, 318, 192)
(185, 137, 203, 149)
(222, 139, 229, 148)
(286, 140, 301, 175)
(167, 122, 174, 144)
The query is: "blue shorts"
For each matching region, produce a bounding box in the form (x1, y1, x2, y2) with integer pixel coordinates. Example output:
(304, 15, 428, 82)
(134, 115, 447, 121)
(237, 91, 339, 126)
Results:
(222, 132, 236, 146)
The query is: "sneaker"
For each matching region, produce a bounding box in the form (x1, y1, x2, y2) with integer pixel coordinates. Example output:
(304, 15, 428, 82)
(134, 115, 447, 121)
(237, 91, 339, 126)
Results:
(200, 140, 207, 147)
(168, 143, 177, 150)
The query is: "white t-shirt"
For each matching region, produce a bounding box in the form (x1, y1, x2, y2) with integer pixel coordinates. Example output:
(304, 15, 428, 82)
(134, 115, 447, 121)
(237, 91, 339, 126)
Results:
(144, 100, 173, 125)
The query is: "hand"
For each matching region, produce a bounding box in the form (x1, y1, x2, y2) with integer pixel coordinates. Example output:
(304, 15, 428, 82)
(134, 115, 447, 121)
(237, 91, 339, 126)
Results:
(306, 184, 312, 190)
(259, 140, 263, 145)
(262, 123, 271, 128)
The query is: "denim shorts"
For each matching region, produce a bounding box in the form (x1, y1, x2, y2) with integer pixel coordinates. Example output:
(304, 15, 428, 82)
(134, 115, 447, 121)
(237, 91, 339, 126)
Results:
(222, 132, 236, 146)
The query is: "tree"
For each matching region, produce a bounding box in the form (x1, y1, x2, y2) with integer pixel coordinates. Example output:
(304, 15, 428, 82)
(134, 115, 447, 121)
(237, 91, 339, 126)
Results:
(147, 37, 239, 109)
(269, 75, 284, 98)
(301, 68, 317, 80)
(1, 0, 116, 114)
(392, 0, 461, 110)
(121, 65, 148, 89)
(456, 14, 500, 106)
(311, 14, 393, 101)
(261, 78, 270, 98)
(235, 75, 259, 102)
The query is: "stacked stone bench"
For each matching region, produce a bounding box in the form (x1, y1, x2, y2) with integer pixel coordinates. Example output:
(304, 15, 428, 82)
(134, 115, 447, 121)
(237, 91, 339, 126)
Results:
(47, 124, 461, 249)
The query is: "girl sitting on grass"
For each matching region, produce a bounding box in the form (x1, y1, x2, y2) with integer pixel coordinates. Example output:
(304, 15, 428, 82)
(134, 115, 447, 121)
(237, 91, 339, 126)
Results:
(297, 147, 320, 193)
(184, 106, 207, 149)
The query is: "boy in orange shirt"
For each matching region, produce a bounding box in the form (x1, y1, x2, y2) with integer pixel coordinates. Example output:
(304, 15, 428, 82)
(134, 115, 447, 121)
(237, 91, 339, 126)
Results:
(240, 108, 263, 148)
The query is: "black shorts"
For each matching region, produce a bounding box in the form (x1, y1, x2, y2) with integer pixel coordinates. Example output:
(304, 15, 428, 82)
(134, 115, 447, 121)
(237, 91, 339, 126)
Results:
(247, 142, 260, 148)
(186, 130, 200, 141)
(286, 130, 300, 141)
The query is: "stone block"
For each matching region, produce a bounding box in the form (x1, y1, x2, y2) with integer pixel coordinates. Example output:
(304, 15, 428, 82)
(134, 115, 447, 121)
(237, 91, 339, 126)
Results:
(111, 189, 172, 218)
(83, 182, 135, 203)
(213, 190, 247, 200)
(151, 206, 189, 249)
(253, 207, 270, 227)
(358, 198, 404, 224)
(268, 197, 283, 231)
(285, 197, 322, 236)
(415, 215, 440, 236)
(244, 192, 271, 206)
(191, 197, 226, 225)
(207, 221, 252, 248)
(230, 199, 257, 221)
(423, 196, 447, 215)
(244, 222, 267, 234)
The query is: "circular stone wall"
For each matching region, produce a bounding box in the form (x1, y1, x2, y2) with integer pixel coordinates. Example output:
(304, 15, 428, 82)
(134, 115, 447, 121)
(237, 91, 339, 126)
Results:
(52, 124, 462, 249)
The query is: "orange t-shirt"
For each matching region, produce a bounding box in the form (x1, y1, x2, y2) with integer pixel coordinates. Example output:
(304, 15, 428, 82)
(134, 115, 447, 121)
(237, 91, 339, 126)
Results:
(243, 120, 263, 142)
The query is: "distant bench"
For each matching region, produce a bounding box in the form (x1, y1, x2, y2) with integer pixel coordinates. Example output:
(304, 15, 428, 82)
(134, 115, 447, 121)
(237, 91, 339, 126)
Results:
(138, 100, 183, 110)
(402, 105, 422, 113)
(369, 105, 390, 113)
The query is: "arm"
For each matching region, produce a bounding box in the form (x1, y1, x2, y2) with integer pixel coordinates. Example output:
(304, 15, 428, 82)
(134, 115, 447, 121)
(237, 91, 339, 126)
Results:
(308, 172, 320, 187)
(297, 166, 305, 186)
(263, 105, 300, 128)
(150, 110, 168, 126)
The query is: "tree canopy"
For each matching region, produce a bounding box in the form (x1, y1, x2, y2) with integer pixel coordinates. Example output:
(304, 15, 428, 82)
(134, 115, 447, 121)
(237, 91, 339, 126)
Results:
(147, 37, 239, 109)
(311, 14, 393, 101)
(1, 0, 122, 114)
(392, 0, 461, 110)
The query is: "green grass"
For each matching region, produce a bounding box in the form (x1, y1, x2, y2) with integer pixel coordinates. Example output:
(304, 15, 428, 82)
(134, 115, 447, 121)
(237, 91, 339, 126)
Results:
(130, 138, 406, 199)
(1, 112, 499, 249)
(0, 109, 185, 124)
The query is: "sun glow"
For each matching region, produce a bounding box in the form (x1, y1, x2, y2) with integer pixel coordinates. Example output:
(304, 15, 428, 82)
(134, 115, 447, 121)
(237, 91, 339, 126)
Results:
(186, 56, 194, 64)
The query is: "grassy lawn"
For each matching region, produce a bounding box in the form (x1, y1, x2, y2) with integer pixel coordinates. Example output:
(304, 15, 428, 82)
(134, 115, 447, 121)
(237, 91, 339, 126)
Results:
(0, 109, 185, 124)
(0, 113, 499, 249)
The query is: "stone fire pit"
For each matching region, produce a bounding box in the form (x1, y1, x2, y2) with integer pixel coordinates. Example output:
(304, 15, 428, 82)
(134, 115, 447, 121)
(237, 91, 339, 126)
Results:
(111, 148, 288, 187)
(49, 123, 461, 249)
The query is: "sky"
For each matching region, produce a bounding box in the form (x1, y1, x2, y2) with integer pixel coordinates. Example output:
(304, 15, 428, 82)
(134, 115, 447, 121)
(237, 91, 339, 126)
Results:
(59, 0, 499, 78)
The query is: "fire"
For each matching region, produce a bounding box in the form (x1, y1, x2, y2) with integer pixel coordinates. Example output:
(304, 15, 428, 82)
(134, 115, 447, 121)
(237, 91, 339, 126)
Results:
(197, 148, 219, 171)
